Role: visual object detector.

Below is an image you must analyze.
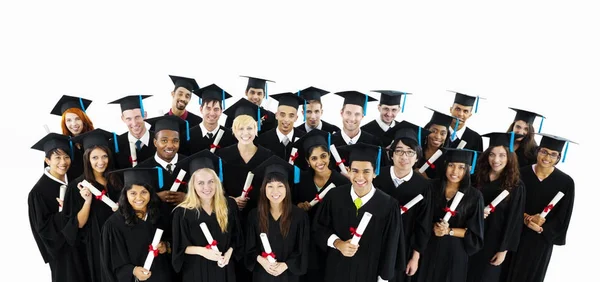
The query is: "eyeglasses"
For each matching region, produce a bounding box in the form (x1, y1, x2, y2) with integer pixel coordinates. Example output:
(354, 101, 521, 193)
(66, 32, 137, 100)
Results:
(538, 149, 559, 159)
(394, 150, 416, 157)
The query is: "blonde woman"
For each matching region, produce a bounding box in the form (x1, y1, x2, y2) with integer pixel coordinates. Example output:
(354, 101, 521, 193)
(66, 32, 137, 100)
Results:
(172, 150, 243, 282)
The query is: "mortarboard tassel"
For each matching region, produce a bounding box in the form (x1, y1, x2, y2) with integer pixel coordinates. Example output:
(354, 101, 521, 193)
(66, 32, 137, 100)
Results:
(303, 100, 307, 122)
(418, 127, 422, 147)
(539, 116, 545, 133)
(139, 95, 145, 118)
(79, 98, 86, 113)
(69, 139, 74, 160)
(155, 166, 164, 189)
(294, 166, 300, 184)
(471, 151, 478, 174)
(257, 107, 261, 132)
(265, 82, 268, 100)
(376, 146, 382, 176)
(401, 93, 407, 113)
(112, 132, 119, 153)
(222, 89, 226, 109)
(185, 120, 190, 142)
(218, 158, 224, 182)
(451, 119, 459, 141)
(562, 142, 569, 163)
(199, 97, 202, 105)
(363, 94, 368, 116)
(509, 131, 515, 152)
(474, 96, 480, 114)
(327, 133, 331, 150)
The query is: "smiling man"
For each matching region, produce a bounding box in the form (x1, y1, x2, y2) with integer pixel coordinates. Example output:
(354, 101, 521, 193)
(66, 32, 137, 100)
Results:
(166, 75, 203, 126)
(331, 91, 381, 151)
(447, 91, 483, 152)
(361, 90, 410, 148)
(295, 86, 341, 134)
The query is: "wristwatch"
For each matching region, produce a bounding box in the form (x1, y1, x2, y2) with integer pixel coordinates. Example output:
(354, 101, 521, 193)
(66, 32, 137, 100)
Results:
(448, 228, 454, 236)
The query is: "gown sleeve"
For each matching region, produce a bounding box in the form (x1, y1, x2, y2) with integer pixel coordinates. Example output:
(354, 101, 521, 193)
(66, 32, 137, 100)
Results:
(541, 177, 575, 246)
(380, 199, 403, 280)
(412, 182, 433, 254)
(498, 181, 526, 252)
(28, 190, 67, 261)
(463, 190, 485, 256)
(283, 210, 310, 276)
(61, 180, 84, 246)
(228, 198, 245, 262)
(311, 193, 336, 251)
(244, 209, 260, 272)
(100, 217, 135, 282)
(171, 207, 192, 273)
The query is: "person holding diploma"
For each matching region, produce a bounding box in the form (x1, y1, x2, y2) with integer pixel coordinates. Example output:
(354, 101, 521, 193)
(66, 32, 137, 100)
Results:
(506, 107, 544, 167)
(245, 156, 310, 282)
(172, 150, 243, 282)
(467, 133, 526, 282)
(506, 133, 576, 282)
(101, 167, 174, 282)
(29, 133, 87, 282)
(417, 108, 457, 180)
(418, 148, 484, 282)
(313, 142, 403, 282)
(375, 121, 432, 282)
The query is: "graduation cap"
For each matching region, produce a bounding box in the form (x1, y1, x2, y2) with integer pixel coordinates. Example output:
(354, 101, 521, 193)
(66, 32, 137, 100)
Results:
(334, 91, 378, 116)
(292, 129, 331, 156)
(31, 133, 72, 155)
(50, 95, 93, 116)
(109, 167, 165, 190)
(298, 86, 329, 101)
(252, 155, 300, 184)
(195, 84, 233, 108)
(270, 92, 304, 110)
(145, 115, 190, 141)
(176, 149, 224, 182)
(71, 128, 115, 151)
(371, 90, 411, 112)
(509, 107, 546, 133)
(482, 132, 524, 153)
(448, 90, 483, 113)
(240, 75, 275, 99)
(537, 133, 578, 163)
(425, 107, 461, 140)
(108, 95, 153, 117)
(443, 148, 480, 174)
(222, 98, 263, 131)
(169, 75, 200, 93)
(338, 142, 384, 176)
(384, 120, 431, 147)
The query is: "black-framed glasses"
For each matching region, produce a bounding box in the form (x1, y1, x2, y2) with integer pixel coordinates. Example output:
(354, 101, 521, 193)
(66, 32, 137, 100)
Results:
(394, 150, 416, 157)
(538, 149, 559, 159)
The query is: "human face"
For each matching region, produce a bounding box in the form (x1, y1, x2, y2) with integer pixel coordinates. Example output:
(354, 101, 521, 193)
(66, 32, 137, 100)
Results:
(446, 162, 467, 184)
(350, 161, 375, 189)
(194, 170, 216, 201)
(537, 147, 560, 168)
(65, 112, 84, 136)
(304, 101, 323, 128)
(276, 105, 298, 135)
(450, 104, 473, 127)
(265, 181, 286, 205)
(45, 149, 71, 177)
(512, 120, 529, 141)
(172, 87, 192, 111)
(89, 147, 109, 174)
(308, 146, 330, 173)
(153, 130, 180, 162)
(488, 146, 508, 173)
(392, 141, 417, 171)
(427, 124, 447, 149)
(234, 122, 257, 145)
(378, 104, 400, 124)
(246, 88, 265, 106)
(121, 108, 146, 137)
(341, 104, 364, 132)
(127, 184, 150, 212)
(200, 101, 222, 127)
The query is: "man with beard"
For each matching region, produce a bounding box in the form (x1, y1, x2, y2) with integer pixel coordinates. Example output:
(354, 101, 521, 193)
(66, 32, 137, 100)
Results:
(166, 75, 203, 126)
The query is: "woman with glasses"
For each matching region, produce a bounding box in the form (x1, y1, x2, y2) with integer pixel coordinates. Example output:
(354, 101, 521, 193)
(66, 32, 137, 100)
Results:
(506, 134, 576, 282)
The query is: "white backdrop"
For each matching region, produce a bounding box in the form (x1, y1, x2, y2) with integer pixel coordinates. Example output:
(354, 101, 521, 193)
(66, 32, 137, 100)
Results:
(0, 1, 596, 281)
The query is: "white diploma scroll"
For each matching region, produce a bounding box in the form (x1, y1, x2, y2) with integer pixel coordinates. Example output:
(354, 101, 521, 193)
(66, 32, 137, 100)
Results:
(210, 129, 225, 153)
(170, 170, 187, 192)
(540, 191, 565, 218)
(330, 144, 348, 175)
(419, 149, 443, 173)
(484, 190, 510, 214)
(259, 233, 277, 263)
(200, 223, 220, 252)
(457, 140, 467, 149)
(43, 124, 50, 134)
(58, 185, 67, 212)
(400, 194, 424, 214)
(350, 212, 372, 245)
(443, 191, 464, 223)
(81, 180, 118, 210)
(240, 172, 254, 199)
(309, 183, 336, 206)
(288, 147, 298, 165)
(129, 142, 138, 167)
(143, 228, 164, 272)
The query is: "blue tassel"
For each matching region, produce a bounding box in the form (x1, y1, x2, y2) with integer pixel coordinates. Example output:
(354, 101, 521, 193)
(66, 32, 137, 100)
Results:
(539, 116, 544, 133)
(69, 139, 74, 160)
(199, 97, 202, 105)
(79, 98, 86, 113)
(303, 100, 307, 122)
(474, 96, 480, 113)
(139, 95, 145, 118)
(112, 132, 119, 153)
(401, 93, 407, 113)
(363, 94, 368, 116)
(509, 131, 515, 152)
(471, 151, 477, 174)
(222, 89, 226, 109)
(375, 147, 382, 176)
(418, 127, 422, 147)
(451, 119, 459, 141)
(257, 107, 261, 132)
(185, 120, 190, 141)
(155, 166, 164, 189)
(218, 158, 224, 182)
(294, 166, 300, 184)
(327, 133, 331, 150)
(265, 83, 268, 100)
(562, 142, 569, 163)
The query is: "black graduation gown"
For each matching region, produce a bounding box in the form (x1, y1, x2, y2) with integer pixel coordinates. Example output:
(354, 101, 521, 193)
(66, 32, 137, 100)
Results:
(165, 111, 203, 127)
(245, 207, 310, 282)
(331, 130, 384, 171)
(294, 120, 340, 135)
(449, 127, 483, 152)
(312, 185, 403, 282)
(63, 174, 121, 282)
(101, 211, 174, 282)
(67, 143, 85, 180)
(515, 145, 537, 168)
(373, 167, 433, 282)
(28, 174, 87, 282)
(225, 106, 277, 135)
(418, 180, 484, 282)
(256, 128, 306, 162)
(172, 198, 244, 282)
(361, 120, 396, 148)
(466, 180, 525, 282)
(113, 131, 157, 169)
(182, 125, 237, 156)
(506, 166, 574, 282)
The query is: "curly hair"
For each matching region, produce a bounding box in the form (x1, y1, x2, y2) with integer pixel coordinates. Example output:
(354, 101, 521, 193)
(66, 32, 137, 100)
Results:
(474, 145, 521, 192)
(61, 108, 94, 137)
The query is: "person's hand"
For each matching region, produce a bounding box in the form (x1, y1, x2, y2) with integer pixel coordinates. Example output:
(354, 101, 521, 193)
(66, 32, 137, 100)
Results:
(78, 183, 93, 203)
(433, 221, 449, 237)
(199, 247, 224, 262)
(483, 209, 490, 219)
(268, 262, 288, 276)
(233, 196, 248, 210)
(157, 242, 167, 254)
(530, 214, 546, 226)
(219, 248, 233, 268)
(405, 255, 419, 276)
(133, 266, 152, 281)
(170, 192, 186, 205)
(157, 191, 171, 203)
(334, 239, 359, 257)
(490, 251, 507, 266)
(526, 220, 543, 233)
(56, 198, 64, 208)
(258, 256, 279, 276)
(297, 201, 311, 211)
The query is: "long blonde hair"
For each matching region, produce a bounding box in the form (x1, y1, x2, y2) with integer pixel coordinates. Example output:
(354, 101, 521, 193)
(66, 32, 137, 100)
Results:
(177, 168, 229, 233)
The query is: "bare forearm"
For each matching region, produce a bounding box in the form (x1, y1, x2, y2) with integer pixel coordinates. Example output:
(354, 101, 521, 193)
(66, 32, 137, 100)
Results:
(77, 202, 91, 228)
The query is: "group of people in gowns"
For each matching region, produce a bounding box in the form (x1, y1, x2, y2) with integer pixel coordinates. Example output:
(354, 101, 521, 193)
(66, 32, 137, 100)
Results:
(28, 74, 576, 282)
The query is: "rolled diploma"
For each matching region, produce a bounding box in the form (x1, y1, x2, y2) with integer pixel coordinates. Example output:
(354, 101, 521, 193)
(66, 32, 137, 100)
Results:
(309, 183, 336, 206)
(457, 140, 467, 149)
(260, 233, 277, 263)
(401, 194, 424, 214)
(288, 147, 298, 165)
(143, 228, 164, 272)
(200, 223, 220, 252)
(484, 190, 510, 214)
(43, 124, 50, 133)
(81, 180, 118, 209)
(330, 144, 348, 175)
(443, 191, 464, 222)
(170, 170, 187, 192)
(350, 212, 372, 245)
(129, 142, 138, 167)
(540, 191, 565, 218)
(210, 129, 225, 153)
(58, 185, 67, 212)
(240, 172, 254, 198)
(419, 149, 443, 173)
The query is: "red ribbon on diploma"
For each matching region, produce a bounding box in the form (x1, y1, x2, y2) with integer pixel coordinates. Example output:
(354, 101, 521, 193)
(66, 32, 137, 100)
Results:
(336, 158, 346, 166)
(488, 204, 496, 213)
(175, 179, 187, 185)
(314, 194, 322, 202)
(95, 190, 107, 200)
(205, 240, 218, 249)
(129, 156, 137, 164)
(243, 186, 253, 198)
(261, 252, 276, 259)
(400, 206, 408, 213)
(544, 204, 554, 213)
(350, 227, 362, 237)
(210, 144, 220, 149)
(290, 152, 298, 162)
(148, 245, 159, 257)
(444, 207, 457, 217)
(426, 160, 435, 169)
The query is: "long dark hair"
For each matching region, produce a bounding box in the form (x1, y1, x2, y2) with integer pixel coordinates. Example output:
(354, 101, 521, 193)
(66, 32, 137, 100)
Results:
(258, 172, 293, 238)
(83, 145, 122, 190)
(474, 145, 521, 192)
(118, 183, 161, 226)
(507, 121, 538, 160)
(388, 137, 423, 168)
(438, 161, 472, 216)
(306, 144, 334, 170)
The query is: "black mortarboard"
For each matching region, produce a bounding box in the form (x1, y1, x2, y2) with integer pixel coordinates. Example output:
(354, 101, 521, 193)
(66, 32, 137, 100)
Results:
(482, 132, 524, 152)
(109, 167, 164, 189)
(449, 90, 476, 106)
(71, 128, 114, 151)
(334, 91, 378, 115)
(443, 148, 480, 174)
(537, 133, 578, 163)
(270, 92, 304, 110)
(292, 129, 331, 155)
(385, 120, 431, 146)
(425, 107, 460, 129)
(371, 90, 411, 108)
(195, 84, 233, 107)
(222, 98, 263, 130)
(31, 133, 71, 155)
(241, 75, 275, 99)
(108, 95, 153, 115)
(169, 75, 200, 93)
(145, 115, 190, 141)
(252, 155, 300, 184)
(176, 149, 224, 181)
(298, 86, 330, 101)
(50, 95, 93, 116)
(338, 142, 384, 175)
(509, 107, 546, 132)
